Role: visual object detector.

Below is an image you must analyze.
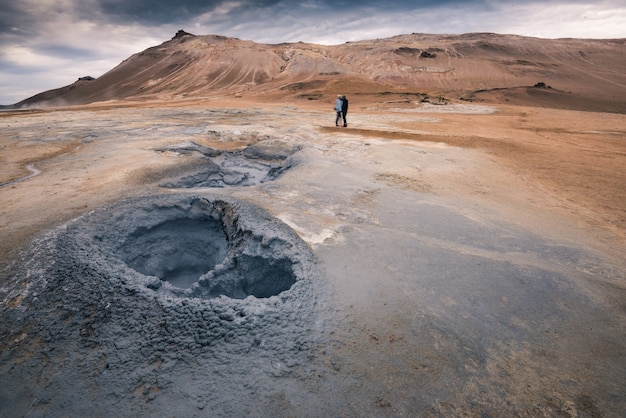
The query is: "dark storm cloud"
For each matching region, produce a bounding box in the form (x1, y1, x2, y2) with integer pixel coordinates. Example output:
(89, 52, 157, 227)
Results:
(0, 0, 624, 104)
(32, 0, 476, 27)
(0, 3, 32, 35)
(95, 0, 225, 24)
(92, 0, 453, 23)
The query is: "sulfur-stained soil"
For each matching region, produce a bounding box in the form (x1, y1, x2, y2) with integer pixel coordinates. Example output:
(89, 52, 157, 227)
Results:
(0, 97, 625, 416)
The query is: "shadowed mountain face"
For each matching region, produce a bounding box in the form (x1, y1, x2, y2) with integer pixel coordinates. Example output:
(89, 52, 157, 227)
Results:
(10, 32, 626, 112)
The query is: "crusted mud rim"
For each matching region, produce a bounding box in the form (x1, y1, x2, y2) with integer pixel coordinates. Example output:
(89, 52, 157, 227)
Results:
(65, 194, 317, 303)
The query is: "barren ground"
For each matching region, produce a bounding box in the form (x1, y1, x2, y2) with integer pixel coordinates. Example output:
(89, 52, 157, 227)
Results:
(1, 97, 625, 416)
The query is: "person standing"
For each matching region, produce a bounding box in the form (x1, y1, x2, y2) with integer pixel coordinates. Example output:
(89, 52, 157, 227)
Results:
(335, 95, 343, 126)
(341, 95, 349, 127)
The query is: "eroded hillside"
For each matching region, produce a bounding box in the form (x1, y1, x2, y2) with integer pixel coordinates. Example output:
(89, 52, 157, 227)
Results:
(11, 32, 626, 112)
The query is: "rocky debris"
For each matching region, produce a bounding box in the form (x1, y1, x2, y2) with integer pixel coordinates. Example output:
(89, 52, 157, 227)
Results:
(394, 47, 421, 55)
(172, 29, 195, 39)
(393, 47, 437, 58)
(533, 81, 552, 89)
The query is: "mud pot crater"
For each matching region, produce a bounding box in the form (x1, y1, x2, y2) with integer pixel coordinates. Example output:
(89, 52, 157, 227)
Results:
(1, 194, 327, 415)
(154, 139, 301, 188)
(61, 194, 313, 303)
(115, 197, 301, 299)
(2, 194, 323, 349)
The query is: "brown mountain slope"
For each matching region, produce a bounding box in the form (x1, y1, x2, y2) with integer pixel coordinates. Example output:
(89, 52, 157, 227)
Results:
(7, 77, 95, 108)
(12, 32, 626, 112)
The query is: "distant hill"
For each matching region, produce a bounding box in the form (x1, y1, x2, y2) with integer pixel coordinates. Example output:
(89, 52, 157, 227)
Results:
(6, 31, 626, 113)
(4, 77, 96, 109)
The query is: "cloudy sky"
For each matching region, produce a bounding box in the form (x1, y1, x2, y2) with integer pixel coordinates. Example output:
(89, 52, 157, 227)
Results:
(1, 0, 624, 105)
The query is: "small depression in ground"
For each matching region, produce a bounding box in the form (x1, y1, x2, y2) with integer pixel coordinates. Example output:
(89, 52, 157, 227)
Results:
(155, 139, 300, 188)
(99, 197, 307, 299)
(79, 194, 310, 301)
(121, 217, 229, 289)
(3, 193, 325, 416)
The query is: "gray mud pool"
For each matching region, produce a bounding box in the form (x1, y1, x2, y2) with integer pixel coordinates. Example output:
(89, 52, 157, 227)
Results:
(0, 194, 330, 416)
(154, 140, 300, 189)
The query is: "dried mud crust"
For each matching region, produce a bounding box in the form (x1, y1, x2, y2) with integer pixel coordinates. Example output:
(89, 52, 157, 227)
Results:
(153, 140, 301, 189)
(0, 194, 327, 415)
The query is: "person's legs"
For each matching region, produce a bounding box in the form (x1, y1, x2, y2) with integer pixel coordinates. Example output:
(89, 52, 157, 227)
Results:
(336, 112, 342, 126)
(342, 112, 347, 127)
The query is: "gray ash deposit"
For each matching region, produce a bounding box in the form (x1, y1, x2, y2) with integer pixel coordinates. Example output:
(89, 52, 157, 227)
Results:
(156, 140, 300, 188)
(0, 194, 328, 416)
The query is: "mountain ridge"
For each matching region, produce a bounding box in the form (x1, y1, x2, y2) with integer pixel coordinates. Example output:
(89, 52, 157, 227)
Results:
(6, 31, 626, 112)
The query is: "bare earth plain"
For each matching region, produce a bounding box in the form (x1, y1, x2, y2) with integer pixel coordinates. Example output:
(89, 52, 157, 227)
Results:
(1, 93, 625, 416)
